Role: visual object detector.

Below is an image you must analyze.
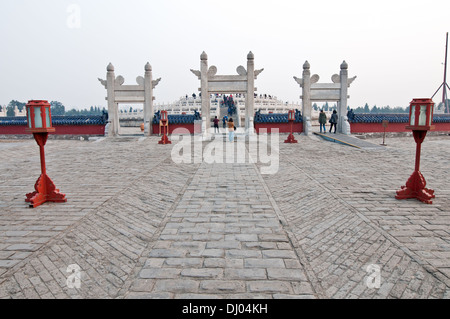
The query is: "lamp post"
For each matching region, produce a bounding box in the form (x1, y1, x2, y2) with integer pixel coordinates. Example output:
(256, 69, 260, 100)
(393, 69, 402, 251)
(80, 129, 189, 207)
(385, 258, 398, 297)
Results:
(25, 100, 67, 208)
(158, 110, 171, 144)
(284, 110, 298, 143)
(396, 98, 435, 204)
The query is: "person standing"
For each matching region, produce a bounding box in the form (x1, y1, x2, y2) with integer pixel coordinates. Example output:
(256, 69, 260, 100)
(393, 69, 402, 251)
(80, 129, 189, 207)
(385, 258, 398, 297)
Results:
(222, 116, 227, 129)
(329, 110, 338, 134)
(213, 116, 220, 133)
(227, 118, 235, 142)
(319, 109, 327, 133)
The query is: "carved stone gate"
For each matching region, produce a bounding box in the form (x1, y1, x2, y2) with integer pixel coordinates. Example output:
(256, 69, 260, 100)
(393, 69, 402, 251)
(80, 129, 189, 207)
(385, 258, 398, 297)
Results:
(99, 63, 161, 136)
(191, 51, 263, 138)
(294, 61, 356, 135)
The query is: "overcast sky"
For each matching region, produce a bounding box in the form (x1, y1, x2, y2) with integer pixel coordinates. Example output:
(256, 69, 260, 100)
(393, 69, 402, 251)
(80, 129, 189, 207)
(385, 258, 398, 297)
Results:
(0, 0, 449, 110)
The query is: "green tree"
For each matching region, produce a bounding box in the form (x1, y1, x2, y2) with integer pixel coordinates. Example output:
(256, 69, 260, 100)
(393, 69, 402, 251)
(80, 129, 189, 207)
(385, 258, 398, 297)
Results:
(6, 100, 26, 116)
(363, 103, 370, 113)
(6, 106, 15, 117)
(50, 101, 66, 116)
(8, 100, 26, 111)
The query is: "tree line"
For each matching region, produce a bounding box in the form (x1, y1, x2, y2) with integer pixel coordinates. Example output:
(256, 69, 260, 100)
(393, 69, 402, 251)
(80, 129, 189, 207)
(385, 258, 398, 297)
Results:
(2, 100, 417, 117)
(313, 102, 408, 114)
(0, 100, 106, 117)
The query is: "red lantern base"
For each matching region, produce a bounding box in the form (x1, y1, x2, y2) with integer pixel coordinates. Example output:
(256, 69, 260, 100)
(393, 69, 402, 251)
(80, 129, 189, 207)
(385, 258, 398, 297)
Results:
(396, 130, 435, 204)
(158, 134, 172, 145)
(396, 170, 435, 204)
(284, 133, 298, 143)
(26, 173, 67, 208)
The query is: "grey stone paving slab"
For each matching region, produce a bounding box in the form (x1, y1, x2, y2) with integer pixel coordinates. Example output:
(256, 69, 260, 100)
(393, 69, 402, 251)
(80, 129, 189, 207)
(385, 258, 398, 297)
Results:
(0, 135, 449, 299)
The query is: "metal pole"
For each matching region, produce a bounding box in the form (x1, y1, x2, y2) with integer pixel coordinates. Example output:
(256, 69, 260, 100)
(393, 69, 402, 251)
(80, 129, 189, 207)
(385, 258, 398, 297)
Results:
(443, 32, 448, 113)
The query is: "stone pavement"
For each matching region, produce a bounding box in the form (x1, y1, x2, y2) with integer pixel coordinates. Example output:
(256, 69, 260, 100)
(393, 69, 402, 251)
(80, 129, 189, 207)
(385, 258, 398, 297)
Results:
(0, 132, 449, 299)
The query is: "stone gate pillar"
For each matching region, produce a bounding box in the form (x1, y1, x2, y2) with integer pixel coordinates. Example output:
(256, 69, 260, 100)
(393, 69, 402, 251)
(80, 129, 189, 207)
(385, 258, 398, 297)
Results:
(246, 52, 256, 134)
(200, 52, 210, 138)
(144, 63, 153, 136)
(302, 61, 312, 136)
(106, 63, 119, 136)
(339, 61, 349, 134)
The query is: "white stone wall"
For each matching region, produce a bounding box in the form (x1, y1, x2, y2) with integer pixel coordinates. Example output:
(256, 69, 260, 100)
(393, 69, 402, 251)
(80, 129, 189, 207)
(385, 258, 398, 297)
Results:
(0, 106, 26, 117)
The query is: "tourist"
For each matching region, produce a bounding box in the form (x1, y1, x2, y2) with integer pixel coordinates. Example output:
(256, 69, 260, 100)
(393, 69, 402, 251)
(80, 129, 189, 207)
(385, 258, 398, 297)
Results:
(329, 110, 338, 134)
(227, 118, 235, 142)
(319, 109, 327, 133)
(213, 116, 220, 133)
(222, 116, 227, 129)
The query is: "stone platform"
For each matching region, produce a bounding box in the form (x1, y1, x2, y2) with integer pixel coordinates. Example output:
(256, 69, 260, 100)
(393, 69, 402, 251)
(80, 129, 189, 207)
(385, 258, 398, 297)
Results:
(0, 133, 449, 299)
(313, 132, 386, 150)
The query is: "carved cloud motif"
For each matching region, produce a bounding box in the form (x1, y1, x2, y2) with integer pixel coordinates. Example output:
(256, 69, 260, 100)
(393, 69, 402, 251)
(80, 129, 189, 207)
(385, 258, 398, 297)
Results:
(310, 74, 320, 84)
(254, 68, 264, 79)
(116, 76, 125, 86)
(332, 74, 357, 86)
(98, 78, 107, 88)
(348, 76, 357, 86)
(152, 78, 162, 89)
(331, 74, 340, 83)
(236, 66, 247, 76)
(136, 76, 145, 86)
(208, 66, 217, 77)
(293, 76, 303, 87)
(190, 69, 201, 80)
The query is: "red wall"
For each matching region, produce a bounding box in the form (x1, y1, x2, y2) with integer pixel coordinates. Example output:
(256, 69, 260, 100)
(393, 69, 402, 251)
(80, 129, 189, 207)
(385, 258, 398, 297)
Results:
(153, 124, 195, 134)
(152, 123, 304, 135)
(350, 122, 450, 133)
(0, 125, 106, 135)
(255, 122, 303, 134)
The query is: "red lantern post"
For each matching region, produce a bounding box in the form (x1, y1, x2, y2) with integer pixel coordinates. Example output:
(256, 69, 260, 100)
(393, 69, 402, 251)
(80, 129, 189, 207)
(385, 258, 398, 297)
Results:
(25, 100, 67, 208)
(284, 110, 298, 143)
(158, 110, 171, 144)
(396, 98, 435, 204)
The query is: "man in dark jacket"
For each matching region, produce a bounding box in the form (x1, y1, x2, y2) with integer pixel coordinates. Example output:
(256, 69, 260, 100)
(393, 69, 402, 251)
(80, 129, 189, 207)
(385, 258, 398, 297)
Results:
(319, 110, 327, 133)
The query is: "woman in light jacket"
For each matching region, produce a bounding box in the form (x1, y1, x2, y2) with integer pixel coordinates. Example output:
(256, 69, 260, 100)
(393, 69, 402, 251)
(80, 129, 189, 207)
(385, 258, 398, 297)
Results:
(227, 118, 235, 142)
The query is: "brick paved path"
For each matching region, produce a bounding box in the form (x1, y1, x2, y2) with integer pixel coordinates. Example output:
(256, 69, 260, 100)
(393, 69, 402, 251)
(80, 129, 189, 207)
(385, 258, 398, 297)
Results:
(0, 134, 449, 299)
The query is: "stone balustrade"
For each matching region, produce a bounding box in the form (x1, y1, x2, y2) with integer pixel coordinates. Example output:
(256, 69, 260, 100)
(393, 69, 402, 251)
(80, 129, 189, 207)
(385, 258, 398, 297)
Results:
(119, 96, 300, 120)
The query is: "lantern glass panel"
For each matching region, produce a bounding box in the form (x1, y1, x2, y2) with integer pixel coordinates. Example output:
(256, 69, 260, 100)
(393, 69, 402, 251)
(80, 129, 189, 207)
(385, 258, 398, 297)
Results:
(429, 106, 433, 126)
(34, 107, 43, 128)
(45, 107, 51, 128)
(418, 105, 427, 126)
(27, 109, 32, 129)
(410, 106, 415, 126)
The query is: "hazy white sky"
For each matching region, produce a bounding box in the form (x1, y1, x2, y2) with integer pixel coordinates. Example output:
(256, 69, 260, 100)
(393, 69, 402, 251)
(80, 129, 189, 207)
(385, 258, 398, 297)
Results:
(0, 0, 449, 110)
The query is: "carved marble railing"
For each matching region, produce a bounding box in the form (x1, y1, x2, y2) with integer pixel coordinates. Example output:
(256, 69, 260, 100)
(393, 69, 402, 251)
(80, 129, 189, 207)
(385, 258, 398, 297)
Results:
(118, 96, 300, 120)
